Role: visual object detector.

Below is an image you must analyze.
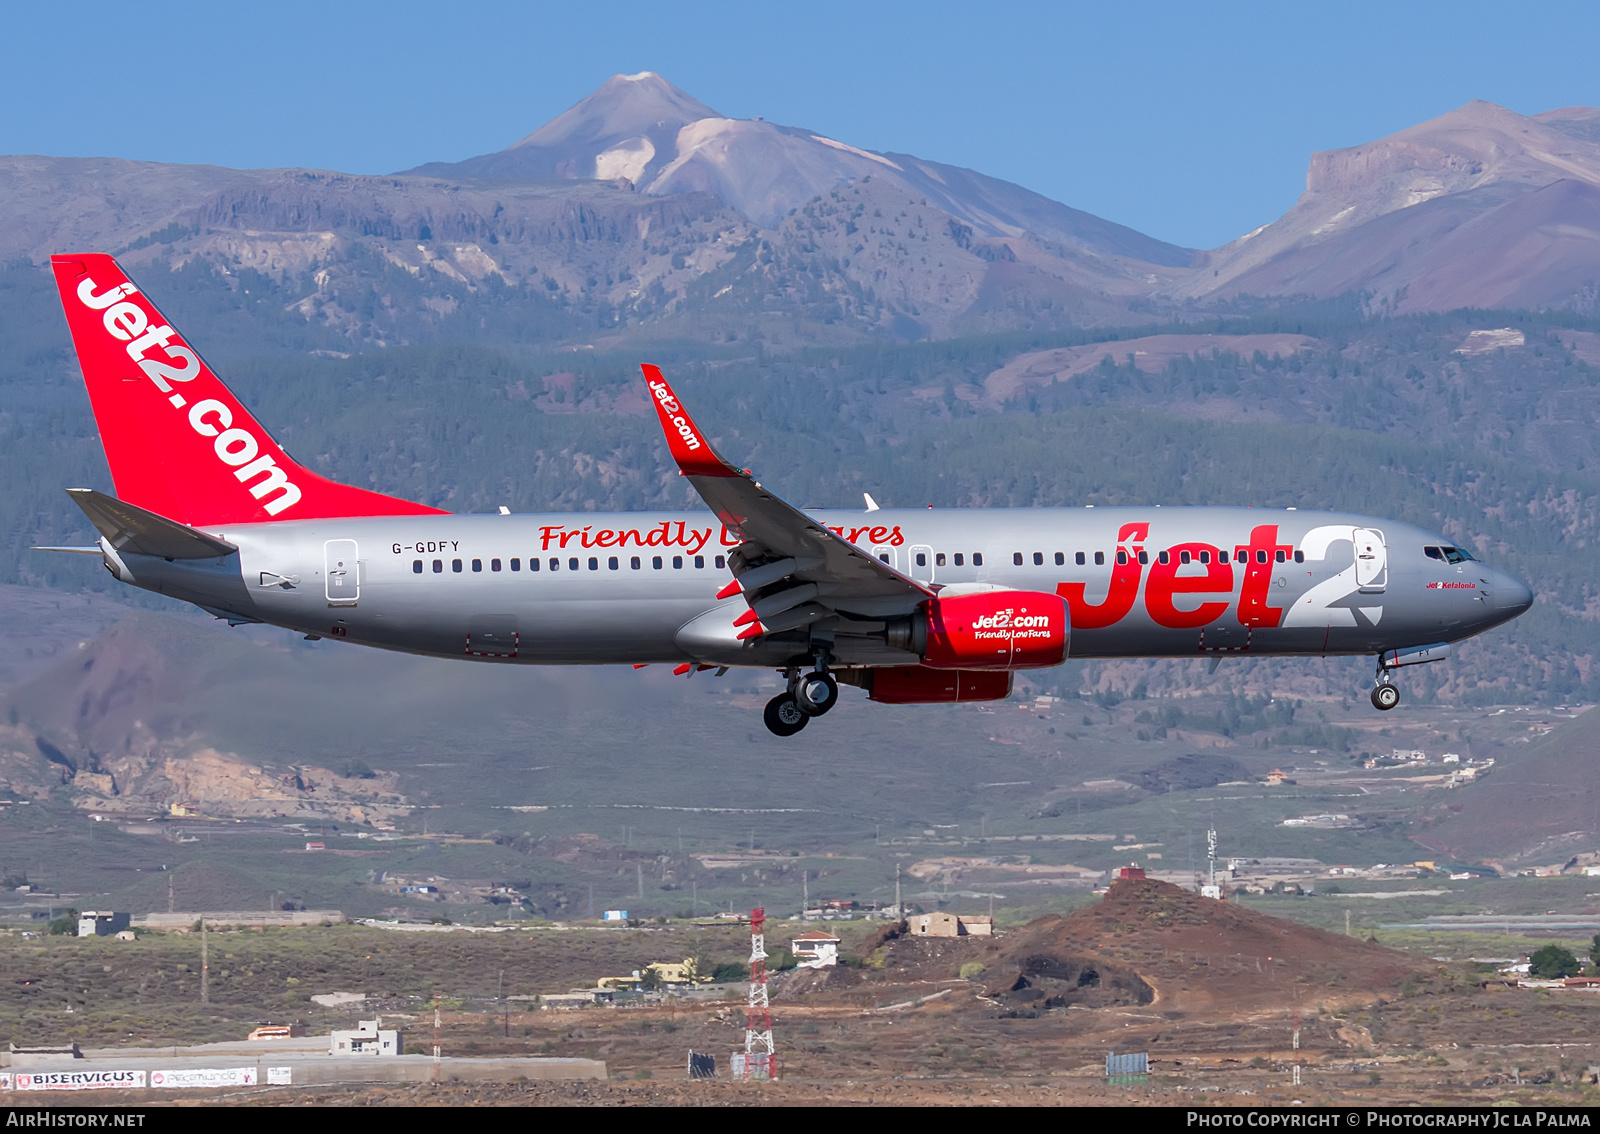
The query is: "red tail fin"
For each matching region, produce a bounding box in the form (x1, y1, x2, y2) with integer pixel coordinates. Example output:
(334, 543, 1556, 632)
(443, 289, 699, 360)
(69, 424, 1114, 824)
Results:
(51, 254, 446, 526)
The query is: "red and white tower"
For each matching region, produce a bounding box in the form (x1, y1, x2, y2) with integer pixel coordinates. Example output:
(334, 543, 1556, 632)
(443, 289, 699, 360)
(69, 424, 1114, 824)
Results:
(743, 907, 776, 1081)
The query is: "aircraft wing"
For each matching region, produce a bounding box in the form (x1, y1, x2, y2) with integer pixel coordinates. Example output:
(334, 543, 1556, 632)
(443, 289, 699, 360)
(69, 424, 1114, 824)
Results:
(642, 365, 931, 634)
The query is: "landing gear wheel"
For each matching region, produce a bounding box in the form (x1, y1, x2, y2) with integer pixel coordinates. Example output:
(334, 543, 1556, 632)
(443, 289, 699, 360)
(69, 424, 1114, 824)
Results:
(794, 671, 839, 717)
(764, 693, 810, 736)
(1371, 683, 1400, 711)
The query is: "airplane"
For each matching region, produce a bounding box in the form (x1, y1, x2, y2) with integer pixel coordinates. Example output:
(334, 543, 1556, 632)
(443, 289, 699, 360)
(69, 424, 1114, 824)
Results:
(38, 253, 1535, 736)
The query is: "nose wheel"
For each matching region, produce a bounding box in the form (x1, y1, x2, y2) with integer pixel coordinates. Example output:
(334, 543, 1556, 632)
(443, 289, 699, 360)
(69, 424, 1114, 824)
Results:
(1370, 656, 1400, 710)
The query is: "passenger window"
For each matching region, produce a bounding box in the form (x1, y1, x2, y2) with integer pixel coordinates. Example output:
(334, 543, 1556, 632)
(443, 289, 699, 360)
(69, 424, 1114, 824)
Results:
(1255, 550, 1267, 564)
(568, 557, 579, 571)
(1075, 552, 1085, 566)
(588, 557, 599, 571)
(433, 559, 442, 573)
(412, 560, 422, 574)
(511, 558, 520, 572)
(653, 556, 663, 569)
(1275, 550, 1286, 563)
(631, 556, 641, 570)
(1032, 552, 1043, 566)
(879, 553, 889, 563)
(1054, 552, 1064, 565)
(673, 556, 683, 569)
(471, 559, 482, 572)
(1293, 551, 1304, 564)
(954, 554, 964, 566)
(549, 558, 559, 571)
(1114, 551, 1124, 566)
(1179, 551, 1191, 565)
(608, 556, 619, 570)
(528, 558, 539, 572)
(491, 558, 501, 572)
(1199, 551, 1210, 564)
(695, 556, 705, 568)
(916, 553, 927, 567)
(935, 553, 946, 567)
(973, 553, 983, 566)
(1013, 552, 1024, 566)
(1138, 551, 1148, 565)
(452, 559, 462, 573)
(1158, 551, 1170, 565)
(1424, 546, 1444, 561)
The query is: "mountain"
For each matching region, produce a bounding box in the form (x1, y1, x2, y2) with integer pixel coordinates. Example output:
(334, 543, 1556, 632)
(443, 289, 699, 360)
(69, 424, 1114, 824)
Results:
(11, 79, 1600, 347)
(1184, 101, 1600, 313)
(408, 72, 1192, 266)
(0, 72, 1200, 346)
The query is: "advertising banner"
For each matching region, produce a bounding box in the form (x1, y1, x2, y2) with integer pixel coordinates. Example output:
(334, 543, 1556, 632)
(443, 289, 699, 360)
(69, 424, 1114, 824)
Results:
(13, 1069, 146, 1091)
(150, 1067, 258, 1088)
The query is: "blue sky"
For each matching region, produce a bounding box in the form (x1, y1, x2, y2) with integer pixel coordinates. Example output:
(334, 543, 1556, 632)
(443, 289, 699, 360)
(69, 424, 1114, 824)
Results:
(6, 1, 1599, 249)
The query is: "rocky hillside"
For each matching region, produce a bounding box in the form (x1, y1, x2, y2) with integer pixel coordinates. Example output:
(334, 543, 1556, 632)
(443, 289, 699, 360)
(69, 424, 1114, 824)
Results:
(0, 615, 409, 824)
(1182, 101, 1600, 314)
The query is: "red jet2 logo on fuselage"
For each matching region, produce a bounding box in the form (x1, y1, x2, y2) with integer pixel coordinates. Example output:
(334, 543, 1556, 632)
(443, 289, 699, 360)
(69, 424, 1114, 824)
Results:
(1057, 522, 1298, 631)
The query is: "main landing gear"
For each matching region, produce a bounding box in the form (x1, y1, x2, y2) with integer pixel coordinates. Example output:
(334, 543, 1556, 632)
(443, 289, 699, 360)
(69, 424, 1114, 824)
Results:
(763, 658, 840, 736)
(1371, 657, 1400, 711)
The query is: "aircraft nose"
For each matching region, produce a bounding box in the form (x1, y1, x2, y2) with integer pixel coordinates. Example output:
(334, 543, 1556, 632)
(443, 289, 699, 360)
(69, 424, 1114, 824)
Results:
(1494, 571, 1534, 617)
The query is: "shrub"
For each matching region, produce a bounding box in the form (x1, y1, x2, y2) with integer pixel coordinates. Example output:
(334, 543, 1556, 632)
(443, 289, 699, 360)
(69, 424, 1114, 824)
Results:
(959, 962, 987, 980)
(47, 909, 81, 936)
(1531, 945, 1581, 979)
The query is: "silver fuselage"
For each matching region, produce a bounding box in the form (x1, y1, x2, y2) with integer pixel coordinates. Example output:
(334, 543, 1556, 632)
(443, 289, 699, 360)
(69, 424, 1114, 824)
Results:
(103, 506, 1533, 671)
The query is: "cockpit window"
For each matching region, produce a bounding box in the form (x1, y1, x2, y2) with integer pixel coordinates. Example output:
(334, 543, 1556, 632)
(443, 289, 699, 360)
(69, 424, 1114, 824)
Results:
(1442, 546, 1474, 564)
(1424, 546, 1444, 561)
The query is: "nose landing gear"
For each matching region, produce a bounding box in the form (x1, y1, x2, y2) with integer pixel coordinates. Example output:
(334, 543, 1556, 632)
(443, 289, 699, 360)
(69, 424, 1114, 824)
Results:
(1371, 657, 1400, 711)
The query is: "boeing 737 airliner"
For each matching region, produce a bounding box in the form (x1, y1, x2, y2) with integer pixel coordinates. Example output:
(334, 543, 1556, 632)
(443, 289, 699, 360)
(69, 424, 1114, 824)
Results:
(39, 254, 1533, 735)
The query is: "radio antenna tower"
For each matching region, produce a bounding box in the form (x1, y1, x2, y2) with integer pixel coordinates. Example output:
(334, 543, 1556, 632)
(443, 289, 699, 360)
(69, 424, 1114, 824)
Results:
(743, 907, 775, 1081)
(1201, 828, 1223, 900)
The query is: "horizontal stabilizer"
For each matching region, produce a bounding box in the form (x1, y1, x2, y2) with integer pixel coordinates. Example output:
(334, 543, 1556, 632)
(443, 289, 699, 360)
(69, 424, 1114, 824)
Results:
(30, 545, 102, 555)
(67, 488, 237, 560)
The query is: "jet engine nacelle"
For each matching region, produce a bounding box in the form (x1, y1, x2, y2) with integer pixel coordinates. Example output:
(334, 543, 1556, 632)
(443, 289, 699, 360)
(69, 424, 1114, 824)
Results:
(920, 589, 1069, 670)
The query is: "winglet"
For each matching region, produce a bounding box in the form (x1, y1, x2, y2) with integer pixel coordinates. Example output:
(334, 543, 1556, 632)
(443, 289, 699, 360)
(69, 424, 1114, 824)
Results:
(641, 364, 741, 478)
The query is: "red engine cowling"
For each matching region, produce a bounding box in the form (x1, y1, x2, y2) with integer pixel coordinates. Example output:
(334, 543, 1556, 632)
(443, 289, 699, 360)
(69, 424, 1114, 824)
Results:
(868, 667, 1013, 704)
(921, 590, 1069, 670)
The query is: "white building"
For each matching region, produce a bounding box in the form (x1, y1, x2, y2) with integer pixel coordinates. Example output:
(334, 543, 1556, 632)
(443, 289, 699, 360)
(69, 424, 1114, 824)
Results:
(77, 911, 129, 937)
(330, 1019, 402, 1056)
(791, 931, 841, 968)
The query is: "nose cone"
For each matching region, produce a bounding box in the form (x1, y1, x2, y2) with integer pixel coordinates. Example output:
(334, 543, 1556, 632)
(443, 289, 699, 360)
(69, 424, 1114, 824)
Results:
(1494, 570, 1534, 618)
